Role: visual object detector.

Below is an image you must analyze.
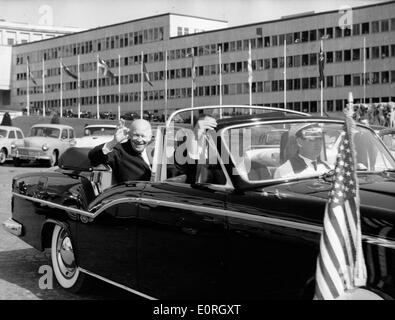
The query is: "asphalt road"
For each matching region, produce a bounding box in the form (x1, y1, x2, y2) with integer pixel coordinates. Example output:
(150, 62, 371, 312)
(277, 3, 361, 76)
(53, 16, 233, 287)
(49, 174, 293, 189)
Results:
(0, 162, 141, 300)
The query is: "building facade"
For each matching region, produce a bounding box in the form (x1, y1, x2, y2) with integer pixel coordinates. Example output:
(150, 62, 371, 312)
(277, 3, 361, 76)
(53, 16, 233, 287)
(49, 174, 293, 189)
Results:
(9, 2, 395, 118)
(0, 20, 82, 108)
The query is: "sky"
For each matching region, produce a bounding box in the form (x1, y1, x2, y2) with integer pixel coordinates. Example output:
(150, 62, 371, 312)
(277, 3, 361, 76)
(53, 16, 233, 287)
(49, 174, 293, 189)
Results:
(0, 0, 390, 29)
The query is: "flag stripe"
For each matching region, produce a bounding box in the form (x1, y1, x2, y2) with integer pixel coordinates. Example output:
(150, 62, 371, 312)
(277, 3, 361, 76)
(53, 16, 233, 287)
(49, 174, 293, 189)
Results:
(328, 206, 352, 267)
(319, 241, 345, 294)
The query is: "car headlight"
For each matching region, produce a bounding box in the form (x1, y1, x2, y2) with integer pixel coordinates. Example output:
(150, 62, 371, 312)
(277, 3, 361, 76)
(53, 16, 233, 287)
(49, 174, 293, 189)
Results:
(42, 143, 49, 151)
(11, 143, 16, 149)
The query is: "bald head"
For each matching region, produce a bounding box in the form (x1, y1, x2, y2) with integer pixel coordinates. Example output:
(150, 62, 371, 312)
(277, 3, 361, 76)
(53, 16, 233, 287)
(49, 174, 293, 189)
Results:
(130, 119, 152, 134)
(129, 119, 152, 153)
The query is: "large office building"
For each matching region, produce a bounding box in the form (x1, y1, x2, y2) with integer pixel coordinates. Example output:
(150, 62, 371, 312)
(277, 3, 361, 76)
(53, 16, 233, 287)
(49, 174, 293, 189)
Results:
(0, 20, 82, 108)
(9, 1, 395, 117)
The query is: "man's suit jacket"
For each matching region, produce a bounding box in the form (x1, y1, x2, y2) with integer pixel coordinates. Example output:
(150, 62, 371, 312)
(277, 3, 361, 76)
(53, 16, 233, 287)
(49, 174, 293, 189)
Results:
(88, 140, 151, 184)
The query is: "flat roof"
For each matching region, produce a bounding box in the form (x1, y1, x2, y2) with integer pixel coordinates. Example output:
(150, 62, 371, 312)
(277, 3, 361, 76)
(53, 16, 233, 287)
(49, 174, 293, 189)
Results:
(12, 0, 395, 48)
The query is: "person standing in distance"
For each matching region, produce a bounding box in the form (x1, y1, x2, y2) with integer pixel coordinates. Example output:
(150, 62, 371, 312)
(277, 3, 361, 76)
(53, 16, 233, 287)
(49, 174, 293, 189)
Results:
(88, 118, 153, 184)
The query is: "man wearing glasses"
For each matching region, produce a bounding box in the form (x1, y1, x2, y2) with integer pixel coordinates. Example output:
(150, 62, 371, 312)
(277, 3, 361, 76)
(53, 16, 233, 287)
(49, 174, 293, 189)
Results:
(274, 124, 331, 179)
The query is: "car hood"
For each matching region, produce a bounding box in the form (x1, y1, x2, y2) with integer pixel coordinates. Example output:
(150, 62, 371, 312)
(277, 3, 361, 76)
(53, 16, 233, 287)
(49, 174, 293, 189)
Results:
(22, 136, 58, 148)
(251, 173, 395, 224)
(74, 136, 112, 148)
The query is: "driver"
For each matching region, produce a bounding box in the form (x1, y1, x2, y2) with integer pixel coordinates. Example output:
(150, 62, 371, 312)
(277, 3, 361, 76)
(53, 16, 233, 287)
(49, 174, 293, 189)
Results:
(274, 124, 330, 179)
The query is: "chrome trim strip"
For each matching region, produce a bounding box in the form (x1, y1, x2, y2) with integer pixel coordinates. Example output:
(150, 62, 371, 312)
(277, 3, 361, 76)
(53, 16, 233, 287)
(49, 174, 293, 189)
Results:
(12, 192, 96, 218)
(13, 192, 395, 249)
(79, 267, 157, 300)
(2, 218, 22, 236)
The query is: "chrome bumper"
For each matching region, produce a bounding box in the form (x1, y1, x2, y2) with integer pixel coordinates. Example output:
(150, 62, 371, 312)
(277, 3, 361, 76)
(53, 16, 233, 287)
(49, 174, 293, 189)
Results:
(2, 218, 23, 236)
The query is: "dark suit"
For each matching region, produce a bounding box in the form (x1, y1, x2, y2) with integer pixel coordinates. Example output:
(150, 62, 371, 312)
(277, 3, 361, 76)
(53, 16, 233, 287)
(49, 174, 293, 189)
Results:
(88, 140, 151, 184)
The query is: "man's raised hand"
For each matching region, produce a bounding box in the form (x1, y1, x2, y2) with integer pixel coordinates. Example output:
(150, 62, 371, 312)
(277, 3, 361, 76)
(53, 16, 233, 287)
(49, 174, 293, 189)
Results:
(114, 118, 129, 143)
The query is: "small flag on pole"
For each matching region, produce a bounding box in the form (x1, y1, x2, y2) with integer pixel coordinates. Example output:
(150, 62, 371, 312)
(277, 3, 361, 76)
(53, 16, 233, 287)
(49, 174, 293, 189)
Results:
(319, 41, 325, 83)
(314, 110, 367, 300)
(248, 41, 253, 84)
(27, 57, 37, 85)
(143, 62, 153, 87)
(191, 54, 196, 90)
(61, 62, 78, 80)
(97, 57, 116, 79)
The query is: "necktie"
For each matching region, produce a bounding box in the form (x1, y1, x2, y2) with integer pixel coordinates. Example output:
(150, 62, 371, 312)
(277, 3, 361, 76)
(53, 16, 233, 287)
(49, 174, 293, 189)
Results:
(312, 161, 317, 171)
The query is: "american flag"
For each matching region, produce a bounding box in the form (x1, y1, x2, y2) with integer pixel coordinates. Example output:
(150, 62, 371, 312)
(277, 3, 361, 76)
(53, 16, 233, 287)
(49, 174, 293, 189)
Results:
(314, 114, 367, 299)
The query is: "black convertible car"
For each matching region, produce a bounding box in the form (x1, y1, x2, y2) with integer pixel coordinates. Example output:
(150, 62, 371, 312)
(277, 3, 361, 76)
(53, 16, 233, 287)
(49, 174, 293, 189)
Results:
(3, 106, 395, 300)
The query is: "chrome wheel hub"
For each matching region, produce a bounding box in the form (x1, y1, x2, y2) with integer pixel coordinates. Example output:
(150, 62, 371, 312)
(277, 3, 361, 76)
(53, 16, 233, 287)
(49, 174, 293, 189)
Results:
(56, 230, 76, 279)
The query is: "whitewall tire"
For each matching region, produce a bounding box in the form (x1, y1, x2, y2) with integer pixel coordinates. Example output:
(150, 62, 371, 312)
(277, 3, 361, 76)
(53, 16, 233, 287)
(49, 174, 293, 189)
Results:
(51, 224, 86, 292)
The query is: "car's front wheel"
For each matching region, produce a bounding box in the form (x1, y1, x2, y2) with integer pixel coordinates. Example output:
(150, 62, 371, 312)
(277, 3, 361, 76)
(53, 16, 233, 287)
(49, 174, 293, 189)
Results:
(48, 151, 58, 167)
(0, 148, 7, 164)
(51, 224, 87, 292)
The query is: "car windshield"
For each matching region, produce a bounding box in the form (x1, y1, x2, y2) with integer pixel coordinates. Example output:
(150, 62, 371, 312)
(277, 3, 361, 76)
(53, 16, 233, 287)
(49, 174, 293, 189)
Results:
(30, 127, 60, 138)
(0, 129, 7, 138)
(222, 121, 395, 183)
(84, 127, 115, 136)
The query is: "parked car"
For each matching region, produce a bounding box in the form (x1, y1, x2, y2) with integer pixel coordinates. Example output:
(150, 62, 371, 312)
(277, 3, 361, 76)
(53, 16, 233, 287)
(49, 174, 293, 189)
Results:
(74, 124, 117, 148)
(0, 126, 25, 164)
(3, 106, 395, 299)
(11, 124, 76, 167)
(121, 112, 139, 121)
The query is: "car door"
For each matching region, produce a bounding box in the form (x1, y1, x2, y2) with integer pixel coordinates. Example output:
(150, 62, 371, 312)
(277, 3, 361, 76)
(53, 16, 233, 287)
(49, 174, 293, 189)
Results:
(136, 129, 231, 299)
(137, 181, 228, 299)
(15, 130, 24, 148)
(7, 130, 16, 152)
(225, 188, 322, 299)
(76, 183, 145, 291)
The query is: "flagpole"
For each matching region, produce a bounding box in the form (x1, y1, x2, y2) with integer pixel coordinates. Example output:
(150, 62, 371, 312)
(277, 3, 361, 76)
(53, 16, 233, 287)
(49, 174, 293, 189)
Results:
(77, 54, 81, 118)
(284, 39, 287, 109)
(26, 60, 30, 116)
(320, 40, 324, 116)
(190, 53, 195, 124)
(363, 37, 366, 104)
(219, 45, 222, 118)
(164, 50, 168, 121)
(118, 54, 121, 121)
(248, 40, 252, 115)
(60, 57, 63, 118)
(140, 51, 143, 119)
(96, 54, 99, 119)
(42, 57, 45, 117)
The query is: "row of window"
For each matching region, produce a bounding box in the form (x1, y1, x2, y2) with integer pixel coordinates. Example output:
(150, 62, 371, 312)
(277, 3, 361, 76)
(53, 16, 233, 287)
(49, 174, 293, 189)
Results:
(25, 97, 395, 115)
(15, 16, 395, 65)
(256, 18, 395, 48)
(17, 70, 395, 98)
(15, 26, 165, 65)
(15, 43, 395, 83)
